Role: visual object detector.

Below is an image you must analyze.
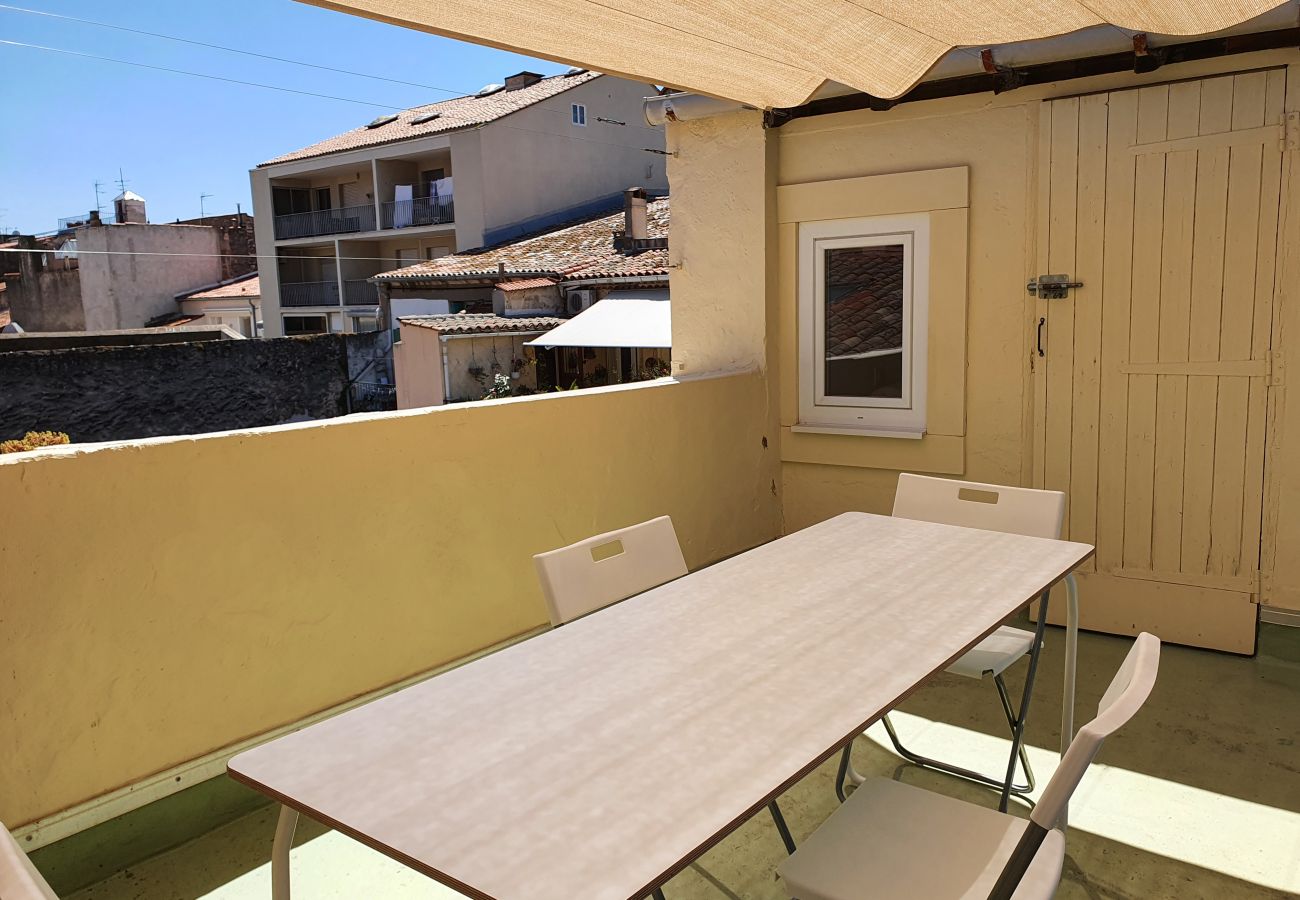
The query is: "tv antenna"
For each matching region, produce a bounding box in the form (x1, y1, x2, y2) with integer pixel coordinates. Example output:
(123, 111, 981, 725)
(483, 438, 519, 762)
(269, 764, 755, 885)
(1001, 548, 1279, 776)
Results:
(200, 192, 214, 224)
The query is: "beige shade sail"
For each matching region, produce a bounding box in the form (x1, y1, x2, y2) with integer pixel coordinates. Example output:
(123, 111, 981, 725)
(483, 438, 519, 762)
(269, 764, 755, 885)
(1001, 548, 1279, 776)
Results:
(300, 0, 1284, 107)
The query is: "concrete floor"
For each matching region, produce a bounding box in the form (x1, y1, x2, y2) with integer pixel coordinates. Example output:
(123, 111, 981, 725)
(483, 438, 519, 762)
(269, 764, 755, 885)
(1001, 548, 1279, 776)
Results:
(67, 624, 1300, 900)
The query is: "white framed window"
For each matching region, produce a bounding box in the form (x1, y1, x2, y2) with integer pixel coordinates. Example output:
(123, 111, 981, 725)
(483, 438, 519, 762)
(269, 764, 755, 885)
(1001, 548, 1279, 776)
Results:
(797, 212, 929, 436)
(571, 103, 587, 126)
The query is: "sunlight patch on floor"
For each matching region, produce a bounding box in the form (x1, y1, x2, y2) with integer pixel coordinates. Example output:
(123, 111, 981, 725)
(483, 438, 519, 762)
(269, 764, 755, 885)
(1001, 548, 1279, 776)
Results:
(867, 711, 1300, 894)
(199, 830, 468, 899)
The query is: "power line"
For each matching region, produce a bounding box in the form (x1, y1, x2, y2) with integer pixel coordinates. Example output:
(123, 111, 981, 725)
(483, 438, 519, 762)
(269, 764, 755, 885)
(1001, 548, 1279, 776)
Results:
(0, 38, 664, 137)
(0, 2, 467, 94)
(1, 41, 664, 162)
(0, 4, 663, 131)
(0, 40, 400, 108)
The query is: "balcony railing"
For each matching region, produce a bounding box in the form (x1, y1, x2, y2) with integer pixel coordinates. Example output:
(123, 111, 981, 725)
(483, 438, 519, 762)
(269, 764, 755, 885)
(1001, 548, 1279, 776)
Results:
(381, 194, 455, 230)
(280, 280, 341, 307)
(343, 279, 379, 306)
(273, 204, 377, 240)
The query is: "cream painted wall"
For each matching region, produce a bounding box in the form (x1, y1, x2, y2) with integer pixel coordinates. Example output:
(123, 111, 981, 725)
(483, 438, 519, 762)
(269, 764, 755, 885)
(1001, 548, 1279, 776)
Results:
(248, 168, 283, 336)
(394, 324, 445, 408)
(477, 77, 667, 239)
(0, 373, 781, 827)
(443, 334, 541, 402)
(77, 225, 224, 331)
(1261, 65, 1300, 612)
(667, 109, 773, 377)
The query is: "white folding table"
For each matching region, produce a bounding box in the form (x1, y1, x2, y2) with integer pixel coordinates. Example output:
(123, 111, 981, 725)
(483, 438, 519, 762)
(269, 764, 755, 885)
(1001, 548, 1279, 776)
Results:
(228, 512, 1092, 900)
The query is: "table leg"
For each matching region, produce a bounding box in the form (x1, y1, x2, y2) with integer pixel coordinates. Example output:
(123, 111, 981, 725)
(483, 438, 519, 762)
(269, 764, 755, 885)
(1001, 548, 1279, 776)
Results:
(1060, 572, 1079, 829)
(272, 804, 299, 900)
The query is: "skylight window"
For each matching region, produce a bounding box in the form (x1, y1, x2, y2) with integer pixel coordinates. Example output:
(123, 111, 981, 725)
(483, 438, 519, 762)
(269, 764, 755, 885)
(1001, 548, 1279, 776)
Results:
(475, 83, 505, 98)
(410, 112, 441, 125)
(366, 114, 398, 129)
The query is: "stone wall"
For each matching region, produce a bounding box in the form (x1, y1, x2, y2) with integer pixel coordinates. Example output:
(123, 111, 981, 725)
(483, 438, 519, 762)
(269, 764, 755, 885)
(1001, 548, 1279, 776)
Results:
(0, 335, 352, 443)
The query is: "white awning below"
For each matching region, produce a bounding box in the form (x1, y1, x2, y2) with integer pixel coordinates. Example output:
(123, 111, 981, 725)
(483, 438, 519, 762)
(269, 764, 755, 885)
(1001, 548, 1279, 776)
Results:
(527, 291, 670, 349)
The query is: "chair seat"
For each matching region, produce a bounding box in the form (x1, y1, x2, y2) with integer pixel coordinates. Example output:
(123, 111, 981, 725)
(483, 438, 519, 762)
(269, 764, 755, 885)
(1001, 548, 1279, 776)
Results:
(946, 625, 1035, 679)
(779, 777, 1064, 900)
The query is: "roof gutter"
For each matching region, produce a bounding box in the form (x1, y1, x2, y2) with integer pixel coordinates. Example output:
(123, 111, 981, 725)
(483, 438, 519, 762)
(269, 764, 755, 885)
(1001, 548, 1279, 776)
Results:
(560, 273, 670, 289)
(643, 93, 750, 126)
(769, 27, 1299, 127)
(371, 270, 557, 286)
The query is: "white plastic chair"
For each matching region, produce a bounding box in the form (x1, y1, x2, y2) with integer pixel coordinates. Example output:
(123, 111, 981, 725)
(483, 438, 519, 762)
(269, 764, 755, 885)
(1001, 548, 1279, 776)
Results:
(837, 474, 1067, 811)
(533, 516, 798, 899)
(533, 515, 688, 626)
(781, 632, 1161, 900)
(1, 824, 58, 900)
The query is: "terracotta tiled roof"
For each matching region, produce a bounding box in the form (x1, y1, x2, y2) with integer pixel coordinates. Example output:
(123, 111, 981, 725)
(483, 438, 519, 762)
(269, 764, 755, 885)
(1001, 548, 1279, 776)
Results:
(825, 245, 904, 358)
(398, 313, 565, 335)
(376, 198, 669, 283)
(261, 71, 603, 166)
(177, 273, 260, 301)
(497, 277, 558, 292)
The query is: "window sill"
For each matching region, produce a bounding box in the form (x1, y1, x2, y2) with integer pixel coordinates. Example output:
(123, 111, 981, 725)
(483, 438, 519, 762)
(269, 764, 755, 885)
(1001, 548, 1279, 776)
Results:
(790, 423, 925, 440)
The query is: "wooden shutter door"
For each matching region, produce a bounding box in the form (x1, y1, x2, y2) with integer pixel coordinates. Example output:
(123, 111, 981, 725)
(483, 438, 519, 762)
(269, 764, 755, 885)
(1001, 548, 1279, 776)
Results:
(1034, 70, 1286, 653)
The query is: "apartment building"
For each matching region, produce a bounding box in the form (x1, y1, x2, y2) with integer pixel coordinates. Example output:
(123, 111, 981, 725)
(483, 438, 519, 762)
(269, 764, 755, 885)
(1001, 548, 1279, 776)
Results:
(249, 69, 667, 338)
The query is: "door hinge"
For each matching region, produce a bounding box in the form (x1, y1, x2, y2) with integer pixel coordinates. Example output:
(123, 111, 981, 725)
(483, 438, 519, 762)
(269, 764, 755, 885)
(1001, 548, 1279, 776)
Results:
(1258, 570, 1273, 603)
(1269, 350, 1285, 386)
(1284, 111, 1300, 153)
(1026, 274, 1084, 299)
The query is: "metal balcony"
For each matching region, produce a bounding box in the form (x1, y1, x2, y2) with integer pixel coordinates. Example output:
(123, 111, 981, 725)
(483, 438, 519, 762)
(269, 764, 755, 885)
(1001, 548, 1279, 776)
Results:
(273, 204, 377, 240)
(280, 280, 341, 307)
(380, 194, 455, 230)
(343, 279, 379, 306)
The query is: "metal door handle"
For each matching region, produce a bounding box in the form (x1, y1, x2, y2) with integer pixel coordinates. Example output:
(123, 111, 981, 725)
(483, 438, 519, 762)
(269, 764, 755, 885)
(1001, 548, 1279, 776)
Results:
(1037, 317, 1046, 357)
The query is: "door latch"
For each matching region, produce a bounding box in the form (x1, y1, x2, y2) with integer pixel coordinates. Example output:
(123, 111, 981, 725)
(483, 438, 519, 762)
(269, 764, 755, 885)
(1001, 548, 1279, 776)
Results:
(1027, 274, 1083, 299)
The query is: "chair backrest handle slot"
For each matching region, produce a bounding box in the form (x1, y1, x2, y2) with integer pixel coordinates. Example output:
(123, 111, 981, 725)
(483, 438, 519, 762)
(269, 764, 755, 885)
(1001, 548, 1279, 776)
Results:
(957, 487, 1001, 505)
(590, 539, 625, 563)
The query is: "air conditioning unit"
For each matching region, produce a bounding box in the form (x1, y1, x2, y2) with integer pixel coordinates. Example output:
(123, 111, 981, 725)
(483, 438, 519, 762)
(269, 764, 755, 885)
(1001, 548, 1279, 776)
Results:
(566, 289, 595, 316)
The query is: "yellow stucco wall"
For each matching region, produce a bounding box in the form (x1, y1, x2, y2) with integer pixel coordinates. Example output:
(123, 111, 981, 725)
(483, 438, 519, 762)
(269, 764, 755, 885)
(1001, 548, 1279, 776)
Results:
(0, 373, 781, 827)
(775, 100, 1032, 528)
(668, 110, 774, 378)
(762, 52, 1300, 615)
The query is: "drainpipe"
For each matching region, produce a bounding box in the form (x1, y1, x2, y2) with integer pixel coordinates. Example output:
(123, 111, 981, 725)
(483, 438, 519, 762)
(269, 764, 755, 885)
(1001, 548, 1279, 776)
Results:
(643, 92, 750, 126)
(440, 334, 452, 405)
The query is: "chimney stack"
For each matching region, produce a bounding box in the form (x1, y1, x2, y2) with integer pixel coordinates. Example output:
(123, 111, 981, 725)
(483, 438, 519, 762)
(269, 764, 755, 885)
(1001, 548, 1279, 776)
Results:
(113, 191, 147, 225)
(624, 187, 648, 242)
(87, 210, 103, 227)
(504, 71, 544, 91)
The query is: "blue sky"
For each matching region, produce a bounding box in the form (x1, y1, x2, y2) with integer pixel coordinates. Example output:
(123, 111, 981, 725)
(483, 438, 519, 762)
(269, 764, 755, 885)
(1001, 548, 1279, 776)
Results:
(0, 0, 569, 234)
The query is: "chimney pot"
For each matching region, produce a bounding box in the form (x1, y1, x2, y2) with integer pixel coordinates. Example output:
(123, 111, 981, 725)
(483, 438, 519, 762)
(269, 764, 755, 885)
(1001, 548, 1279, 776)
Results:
(624, 187, 648, 243)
